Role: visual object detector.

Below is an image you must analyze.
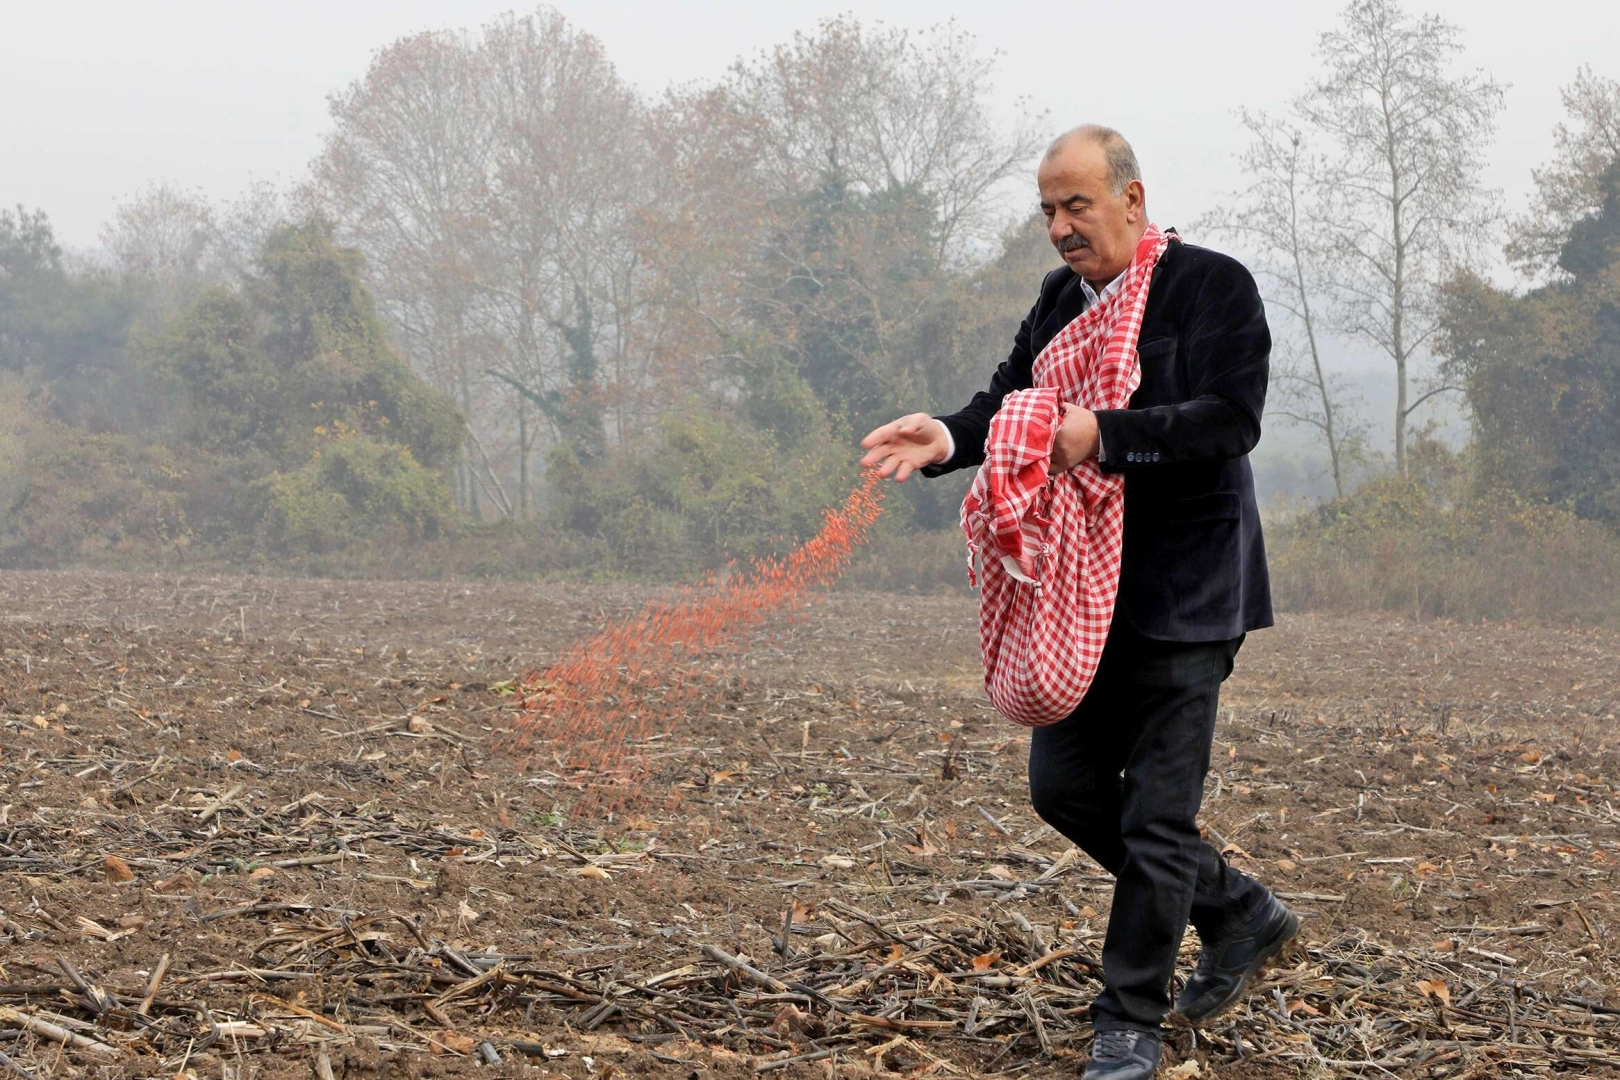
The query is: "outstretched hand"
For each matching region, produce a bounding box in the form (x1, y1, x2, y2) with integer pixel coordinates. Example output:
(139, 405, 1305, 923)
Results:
(860, 413, 950, 483)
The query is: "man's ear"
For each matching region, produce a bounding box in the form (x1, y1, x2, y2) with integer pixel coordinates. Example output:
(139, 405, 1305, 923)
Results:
(1125, 180, 1146, 224)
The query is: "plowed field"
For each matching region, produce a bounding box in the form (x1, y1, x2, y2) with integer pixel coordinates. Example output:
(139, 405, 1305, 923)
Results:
(3, 570, 1618, 1079)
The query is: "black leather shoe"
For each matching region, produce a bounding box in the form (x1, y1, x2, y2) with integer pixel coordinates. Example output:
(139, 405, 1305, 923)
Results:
(1175, 893, 1299, 1023)
(1082, 1026, 1161, 1080)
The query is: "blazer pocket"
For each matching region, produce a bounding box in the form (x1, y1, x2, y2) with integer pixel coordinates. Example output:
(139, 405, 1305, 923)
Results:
(1160, 493, 1243, 630)
(1135, 337, 1177, 369)
(1133, 337, 1180, 404)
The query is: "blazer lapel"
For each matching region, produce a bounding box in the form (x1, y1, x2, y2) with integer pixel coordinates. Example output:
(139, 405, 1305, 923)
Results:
(1032, 273, 1092, 356)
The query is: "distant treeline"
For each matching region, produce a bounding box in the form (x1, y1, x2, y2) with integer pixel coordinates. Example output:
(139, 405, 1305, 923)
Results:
(1, 6, 1618, 622)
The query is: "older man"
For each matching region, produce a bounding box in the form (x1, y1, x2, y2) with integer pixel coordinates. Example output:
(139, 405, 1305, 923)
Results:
(861, 126, 1297, 1080)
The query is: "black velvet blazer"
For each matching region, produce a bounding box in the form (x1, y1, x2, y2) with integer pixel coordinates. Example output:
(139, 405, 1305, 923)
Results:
(923, 240, 1274, 642)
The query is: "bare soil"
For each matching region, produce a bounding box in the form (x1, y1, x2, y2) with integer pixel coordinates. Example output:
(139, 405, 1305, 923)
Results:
(3, 569, 1619, 1079)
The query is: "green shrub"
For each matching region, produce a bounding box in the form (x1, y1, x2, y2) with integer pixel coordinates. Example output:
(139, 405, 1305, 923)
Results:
(0, 385, 195, 566)
(1270, 472, 1620, 624)
(269, 434, 454, 552)
(544, 401, 857, 578)
(842, 522, 972, 594)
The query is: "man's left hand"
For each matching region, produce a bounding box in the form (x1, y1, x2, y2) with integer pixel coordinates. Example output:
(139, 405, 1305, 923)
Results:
(1050, 403, 1100, 473)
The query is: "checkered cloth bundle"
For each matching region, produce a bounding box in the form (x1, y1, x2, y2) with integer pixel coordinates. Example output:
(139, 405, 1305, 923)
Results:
(960, 225, 1176, 726)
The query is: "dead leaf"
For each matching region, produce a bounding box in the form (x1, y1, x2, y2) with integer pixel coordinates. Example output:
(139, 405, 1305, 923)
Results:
(971, 952, 1000, 971)
(1165, 1062, 1203, 1079)
(1416, 978, 1451, 1006)
(820, 855, 856, 870)
(154, 873, 197, 893)
(903, 823, 940, 856)
(104, 855, 134, 883)
(249, 866, 277, 880)
(439, 1033, 476, 1055)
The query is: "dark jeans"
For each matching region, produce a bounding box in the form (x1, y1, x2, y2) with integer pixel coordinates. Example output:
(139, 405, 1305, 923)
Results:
(1028, 625, 1270, 1031)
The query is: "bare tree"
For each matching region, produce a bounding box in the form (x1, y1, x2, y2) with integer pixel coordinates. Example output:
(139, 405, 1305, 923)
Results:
(1507, 66, 1620, 277)
(100, 184, 220, 323)
(212, 180, 297, 283)
(642, 15, 1048, 426)
(307, 9, 1052, 518)
(724, 16, 1045, 261)
(315, 10, 658, 517)
(311, 27, 498, 515)
(1203, 111, 1363, 496)
(1296, 0, 1503, 474)
(476, 9, 645, 471)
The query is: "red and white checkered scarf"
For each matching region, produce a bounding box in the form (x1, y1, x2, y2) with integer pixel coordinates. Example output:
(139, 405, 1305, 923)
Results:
(960, 224, 1175, 726)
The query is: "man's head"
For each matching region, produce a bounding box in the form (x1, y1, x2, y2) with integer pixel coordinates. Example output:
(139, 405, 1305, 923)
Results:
(1038, 125, 1147, 286)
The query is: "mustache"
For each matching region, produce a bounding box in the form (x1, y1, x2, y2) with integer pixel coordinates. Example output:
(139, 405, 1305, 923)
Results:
(1056, 233, 1090, 254)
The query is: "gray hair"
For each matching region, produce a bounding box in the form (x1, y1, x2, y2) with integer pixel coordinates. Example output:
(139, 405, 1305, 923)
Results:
(1044, 125, 1141, 197)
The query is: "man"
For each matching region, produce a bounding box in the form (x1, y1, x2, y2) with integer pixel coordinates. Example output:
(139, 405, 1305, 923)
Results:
(860, 126, 1297, 1080)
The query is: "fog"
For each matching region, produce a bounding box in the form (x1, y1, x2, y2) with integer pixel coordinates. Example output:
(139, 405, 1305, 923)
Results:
(6, 1, 1609, 255)
(2, 1, 1617, 597)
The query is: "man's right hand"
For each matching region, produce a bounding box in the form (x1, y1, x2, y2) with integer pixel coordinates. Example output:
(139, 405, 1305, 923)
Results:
(860, 413, 951, 482)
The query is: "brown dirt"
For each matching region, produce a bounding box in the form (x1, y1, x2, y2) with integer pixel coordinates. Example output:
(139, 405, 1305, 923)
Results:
(2, 570, 1619, 1079)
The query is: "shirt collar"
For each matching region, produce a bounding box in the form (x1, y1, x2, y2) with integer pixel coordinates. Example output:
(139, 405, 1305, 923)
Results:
(1079, 270, 1127, 309)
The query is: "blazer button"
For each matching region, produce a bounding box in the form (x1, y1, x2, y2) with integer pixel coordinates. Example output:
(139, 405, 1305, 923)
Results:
(1152, 452, 1161, 462)
(1127, 452, 1136, 462)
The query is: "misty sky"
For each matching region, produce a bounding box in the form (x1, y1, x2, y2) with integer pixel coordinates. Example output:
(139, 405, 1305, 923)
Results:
(6, 0, 1613, 257)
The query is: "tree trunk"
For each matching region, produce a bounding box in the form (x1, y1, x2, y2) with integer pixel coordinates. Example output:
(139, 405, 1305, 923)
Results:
(460, 369, 482, 522)
(517, 393, 530, 519)
(1288, 172, 1344, 497)
(1386, 84, 1408, 477)
(1394, 344, 1407, 475)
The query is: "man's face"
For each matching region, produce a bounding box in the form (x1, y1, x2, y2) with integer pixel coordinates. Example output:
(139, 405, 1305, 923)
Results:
(1038, 139, 1146, 285)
